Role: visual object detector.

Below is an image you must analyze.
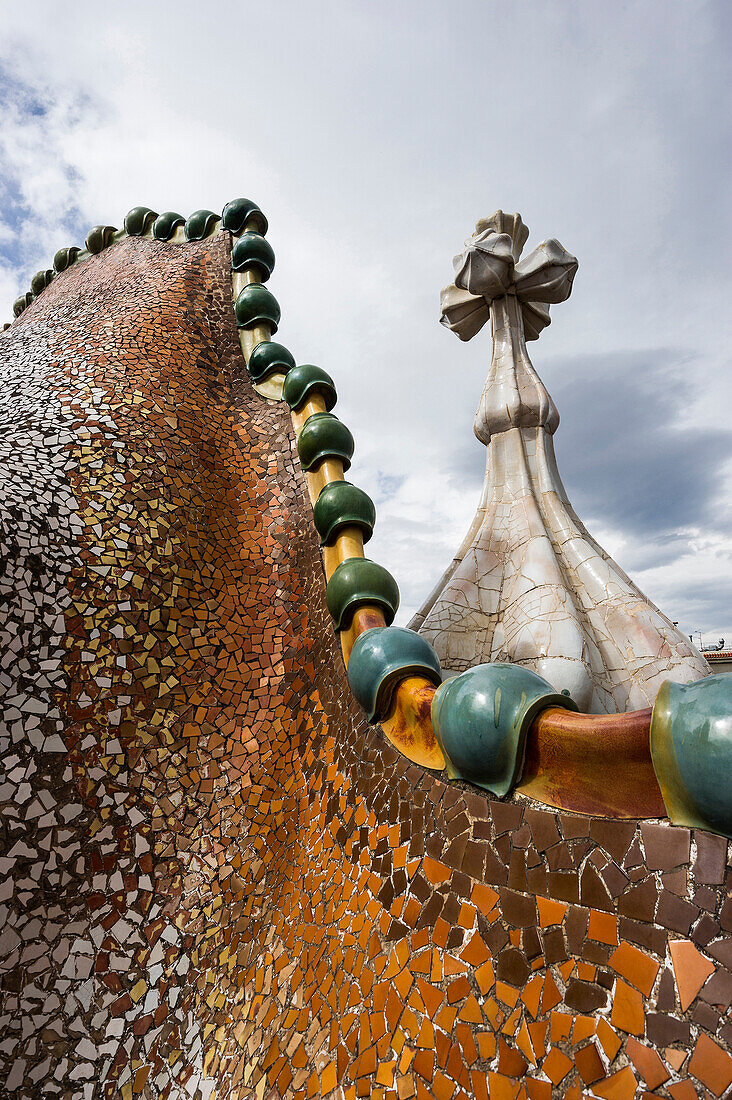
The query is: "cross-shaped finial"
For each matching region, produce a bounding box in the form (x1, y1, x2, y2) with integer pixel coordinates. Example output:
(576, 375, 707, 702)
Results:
(440, 211, 578, 344)
(440, 212, 578, 445)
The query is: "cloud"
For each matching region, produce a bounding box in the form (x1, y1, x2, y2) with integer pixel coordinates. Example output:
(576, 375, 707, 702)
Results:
(550, 349, 732, 538)
(0, 0, 729, 644)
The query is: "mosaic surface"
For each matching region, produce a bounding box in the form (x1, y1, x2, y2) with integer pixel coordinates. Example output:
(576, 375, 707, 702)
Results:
(1, 231, 731, 1099)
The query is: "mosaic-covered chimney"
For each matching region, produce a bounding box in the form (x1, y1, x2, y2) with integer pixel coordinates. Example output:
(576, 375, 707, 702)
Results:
(411, 211, 709, 713)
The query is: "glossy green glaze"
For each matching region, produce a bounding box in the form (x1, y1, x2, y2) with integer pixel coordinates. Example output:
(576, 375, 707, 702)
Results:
(185, 210, 220, 241)
(153, 212, 185, 241)
(124, 206, 159, 236)
(235, 285, 281, 333)
(296, 413, 354, 472)
(30, 269, 54, 296)
(431, 663, 577, 797)
(650, 674, 732, 838)
(222, 197, 268, 236)
(85, 225, 117, 254)
(53, 246, 81, 273)
(326, 558, 400, 632)
(13, 293, 33, 318)
(283, 364, 337, 412)
(231, 232, 275, 281)
(313, 481, 375, 546)
(247, 341, 295, 383)
(347, 627, 442, 723)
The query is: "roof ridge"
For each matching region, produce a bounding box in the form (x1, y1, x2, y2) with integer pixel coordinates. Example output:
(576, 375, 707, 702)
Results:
(3, 199, 267, 329)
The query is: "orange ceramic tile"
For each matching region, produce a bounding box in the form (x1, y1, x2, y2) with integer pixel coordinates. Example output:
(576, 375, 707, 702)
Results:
(572, 1016, 596, 1045)
(625, 1038, 669, 1089)
(475, 959, 495, 996)
(610, 979, 645, 1036)
(496, 982, 521, 1008)
(460, 933, 490, 967)
(482, 997, 502, 1030)
(446, 977, 471, 1004)
(458, 996, 483, 1025)
(525, 1081, 552, 1100)
(444, 955, 469, 977)
(667, 1083, 700, 1100)
(537, 897, 568, 926)
(688, 1033, 732, 1096)
(497, 1038, 528, 1077)
(415, 979, 443, 1020)
(516, 1021, 537, 1067)
(487, 1072, 521, 1100)
(590, 1066, 638, 1099)
(596, 1019, 622, 1062)
(551, 1012, 573, 1042)
(540, 971, 562, 1013)
(423, 858, 452, 886)
(544, 1047, 574, 1085)
(476, 1033, 496, 1061)
(608, 942, 660, 996)
(574, 1042, 605, 1086)
(470, 883, 500, 916)
(588, 910, 618, 945)
(413, 1049, 434, 1083)
(527, 1020, 548, 1060)
(457, 903, 476, 929)
(669, 940, 715, 1011)
(321, 1062, 338, 1092)
(500, 1006, 522, 1037)
(520, 975, 543, 1019)
(665, 1049, 687, 1072)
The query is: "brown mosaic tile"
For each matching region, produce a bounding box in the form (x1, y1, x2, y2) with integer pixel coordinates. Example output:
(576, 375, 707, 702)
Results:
(641, 822, 691, 870)
(618, 878, 658, 921)
(657, 890, 700, 934)
(694, 832, 727, 885)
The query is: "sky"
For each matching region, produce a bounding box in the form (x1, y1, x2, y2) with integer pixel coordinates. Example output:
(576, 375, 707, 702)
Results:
(0, 0, 730, 649)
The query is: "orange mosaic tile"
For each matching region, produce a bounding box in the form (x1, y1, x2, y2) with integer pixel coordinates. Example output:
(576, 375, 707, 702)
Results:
(588, 909, 618, 945)
(625, 1037, 670, 1089)
(688, 1033, 732, 1096)
(537, 897, 567, 927)
(667, 1084, 699, 1100)
(591, 1066, 638, 1099)
(573, 1016, 597, 1045)
(543, 1046, 573, 1085)
(609, 941, 660, 995)
(574, 1041, 605, 1086)
(596, 1019, 622, 1061)
(665, 1048, 688, 1072)
(611, 978, 645, 1036)
(669, 939, 716, 1010)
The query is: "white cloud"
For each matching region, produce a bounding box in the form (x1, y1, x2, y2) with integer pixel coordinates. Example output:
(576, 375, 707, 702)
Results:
(0, 0, 729, 639)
